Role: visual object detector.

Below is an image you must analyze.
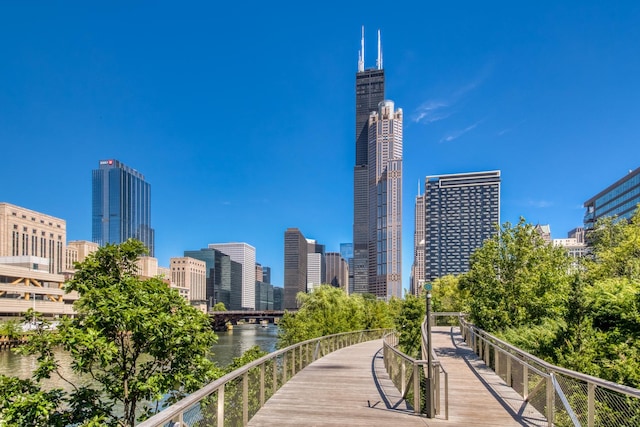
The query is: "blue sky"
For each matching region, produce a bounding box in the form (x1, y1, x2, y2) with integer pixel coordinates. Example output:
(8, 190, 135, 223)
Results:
(1, 2, 639, 292)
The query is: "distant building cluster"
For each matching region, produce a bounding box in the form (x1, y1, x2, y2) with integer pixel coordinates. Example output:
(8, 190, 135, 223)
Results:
(0, 159, 284, 321)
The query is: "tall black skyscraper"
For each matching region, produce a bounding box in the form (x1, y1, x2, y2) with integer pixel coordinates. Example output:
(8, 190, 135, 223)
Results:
(92, 159, 154, 256)
(353, 27, 385, 294)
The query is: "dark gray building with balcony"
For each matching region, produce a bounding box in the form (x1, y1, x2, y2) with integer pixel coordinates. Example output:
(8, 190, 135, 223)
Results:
(423, 170, 500, 282)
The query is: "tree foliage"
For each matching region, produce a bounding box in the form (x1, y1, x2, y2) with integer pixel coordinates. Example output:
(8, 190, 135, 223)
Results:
(394, 294, 424, 358)
(459, 218, 571, 331)
(1, 239, 220, 426)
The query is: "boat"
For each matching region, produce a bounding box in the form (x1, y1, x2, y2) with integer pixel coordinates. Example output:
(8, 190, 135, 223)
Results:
(259, 319, 269, 328)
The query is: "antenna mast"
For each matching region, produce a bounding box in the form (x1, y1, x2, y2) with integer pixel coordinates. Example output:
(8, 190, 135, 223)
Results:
(377, 29, 383, 69)
(358, 26, 365, 72)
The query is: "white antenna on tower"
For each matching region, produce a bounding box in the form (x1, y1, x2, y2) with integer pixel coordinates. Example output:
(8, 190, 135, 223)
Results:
(358, 26, 365, 72)
(417, 179, 421, 196)
(377, 29, 383, 70)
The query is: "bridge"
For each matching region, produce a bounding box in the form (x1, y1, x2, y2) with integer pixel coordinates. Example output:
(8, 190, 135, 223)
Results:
(140, 313, 640, 427)
(208, 310, 290, 331)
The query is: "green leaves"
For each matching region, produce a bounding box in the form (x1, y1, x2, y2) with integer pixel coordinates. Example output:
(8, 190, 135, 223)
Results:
(3, 239, 220, 426)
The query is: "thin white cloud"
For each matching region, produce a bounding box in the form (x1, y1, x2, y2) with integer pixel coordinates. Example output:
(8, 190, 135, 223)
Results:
(527, 199, 553, 208)
(497, 120, 526, 137)
(439, 120, 483, 143)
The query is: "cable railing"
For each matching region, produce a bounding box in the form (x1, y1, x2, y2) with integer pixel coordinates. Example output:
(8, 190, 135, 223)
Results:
(460, 317, 640, 427)
(137, 329, 391, 427)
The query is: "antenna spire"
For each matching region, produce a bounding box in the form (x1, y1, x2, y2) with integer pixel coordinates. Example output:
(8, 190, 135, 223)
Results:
(377, 29, 383, 69)
(358, 26, 365, 72)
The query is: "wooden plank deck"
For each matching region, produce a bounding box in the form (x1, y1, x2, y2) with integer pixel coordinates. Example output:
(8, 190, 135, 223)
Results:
(248, 327, 547, 426)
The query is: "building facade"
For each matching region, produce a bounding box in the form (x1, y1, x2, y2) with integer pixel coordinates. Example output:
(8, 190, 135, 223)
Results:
(170, 257, 207, 302)
(367, 100, 403, 299)
(584, 167, 640, 229)
(411, 186, 425, 296)
(208, 242, 255, 310)
(325, 252, 349, 293)
(0, 202, 66, 274)
(353, 28, 385, 295)
(339, 243, 354, 294)
(284, 228, 307, 309)
(424, 171, 500, 282)
(65, 240, 99, 272)
(0, 203, 76, 319)
(92, 159, 154, 256)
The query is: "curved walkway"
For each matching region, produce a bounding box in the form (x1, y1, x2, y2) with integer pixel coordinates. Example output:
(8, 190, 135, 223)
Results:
(248, 327, 546, 426)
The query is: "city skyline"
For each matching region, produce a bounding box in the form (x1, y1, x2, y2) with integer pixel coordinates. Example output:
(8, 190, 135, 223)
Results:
(1, 3, 640, 292)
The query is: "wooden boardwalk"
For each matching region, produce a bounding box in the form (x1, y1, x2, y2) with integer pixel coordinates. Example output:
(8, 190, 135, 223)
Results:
(248, 327, 546, 426)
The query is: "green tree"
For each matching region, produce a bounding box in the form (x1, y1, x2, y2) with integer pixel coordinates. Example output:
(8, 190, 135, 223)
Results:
(212, 302, 227, 311)
(459, 218, 572, 331)
(2, 239, 220, 427)
(278, 285, 365, 347)
(431, 275, 469, 313)
(394, 294, 425, 358)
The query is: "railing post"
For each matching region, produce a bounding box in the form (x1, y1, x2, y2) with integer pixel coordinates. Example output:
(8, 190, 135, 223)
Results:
(217, 384, 225, 427)
(260, 363, 265, 407)
(495, 348, 500, 375)
(413, 362, 420, 415)
(546, 374, 554, 427)
(523, 365, 529, 399)
(243, 372, 249, 426)
(588, 382, 595, 427)
(272, 359, 277, 395)
(291, 349, 296, 377)
(506, 355, 512, 386)
(484, 340, 490, 365)
(401, 362, 406, 396)
(283, 353, 288, 384)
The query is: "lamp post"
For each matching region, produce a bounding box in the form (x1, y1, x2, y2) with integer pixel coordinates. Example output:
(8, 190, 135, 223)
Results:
(424, 282, 435, 417)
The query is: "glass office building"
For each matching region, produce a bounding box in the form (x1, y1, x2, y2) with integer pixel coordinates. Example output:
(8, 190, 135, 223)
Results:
(92, 159, 154, 256)
(584, 167, 640, 229)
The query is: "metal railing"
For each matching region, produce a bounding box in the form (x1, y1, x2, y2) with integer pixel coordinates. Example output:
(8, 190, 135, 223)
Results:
(382, 312, 456, 419)
(138, 329, 391, 427)
(460, 317, 640, 427)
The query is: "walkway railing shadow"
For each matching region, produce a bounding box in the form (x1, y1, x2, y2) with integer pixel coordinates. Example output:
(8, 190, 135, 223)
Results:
(459, 316, 640, 427)
(138, 329, 391, 427)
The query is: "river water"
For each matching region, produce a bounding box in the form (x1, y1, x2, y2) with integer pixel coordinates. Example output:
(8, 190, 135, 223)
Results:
(0, 323, 280, 388)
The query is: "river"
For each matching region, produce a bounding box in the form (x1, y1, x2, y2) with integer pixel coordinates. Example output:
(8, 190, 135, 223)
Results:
(0, 323, 280, 388)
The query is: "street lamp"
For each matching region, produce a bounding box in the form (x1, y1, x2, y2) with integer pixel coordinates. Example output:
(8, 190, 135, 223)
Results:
(424, 282, 435, 417)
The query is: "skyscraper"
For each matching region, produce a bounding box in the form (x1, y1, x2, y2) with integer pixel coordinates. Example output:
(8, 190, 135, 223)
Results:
(92, 159, 154, 256)
(368, 100, 403, 299)
(208, 242, 256, 310)
(411, 183, 425, 296)
(584, 166, 640, 229)
(284, 228, 307, 309)
(423, 170, 500, 282)
(353, 27, 385, 295)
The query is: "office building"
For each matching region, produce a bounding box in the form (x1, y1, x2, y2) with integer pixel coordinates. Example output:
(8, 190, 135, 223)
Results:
(184, 248, 240, 310)
(284, 228, 307, 309)
(92, 159, 154, 256)
(255, 263, 264, 283)
(584, 167, 640, 229)
(0, 202, 66, 274)
(306, 239, 325, 293)
(170, 257, 207, 302)
(423, 171, 500, 282)
(411, 185, 426, 296)
(0, 203, 76, 319)
(353, 28, 385, 295)
(325, 252, 349, 292)
(368, 100, 403, 299)
(65, 240, 99, 272)
(208, 242, 255, 310)
(340, 243, 354, 293)
(262, 266, 271, 284)
(273, 286, 284, 310)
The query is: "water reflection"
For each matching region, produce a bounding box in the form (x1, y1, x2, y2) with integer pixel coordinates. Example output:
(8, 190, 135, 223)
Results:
(0, 323, 280, 388)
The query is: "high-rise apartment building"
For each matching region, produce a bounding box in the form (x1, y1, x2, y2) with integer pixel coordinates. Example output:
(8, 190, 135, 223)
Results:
(208, 243, 256, 310)
(423, 171, 500, 282)
(411, 185, 425, 296)
(368, 100, 403, 299)
(284, 228, 307, 309)
(584, 167, 640, 229)
(92, 159, 154, 256)
(353, 28, 385, 295)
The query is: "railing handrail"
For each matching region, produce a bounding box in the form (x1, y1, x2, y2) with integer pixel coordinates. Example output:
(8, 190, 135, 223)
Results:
(138, 328, 391, 427)
(460, 317, 640, 399)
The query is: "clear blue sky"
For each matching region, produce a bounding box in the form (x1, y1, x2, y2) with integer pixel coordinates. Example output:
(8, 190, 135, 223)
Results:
(1, 2, 639, 292)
